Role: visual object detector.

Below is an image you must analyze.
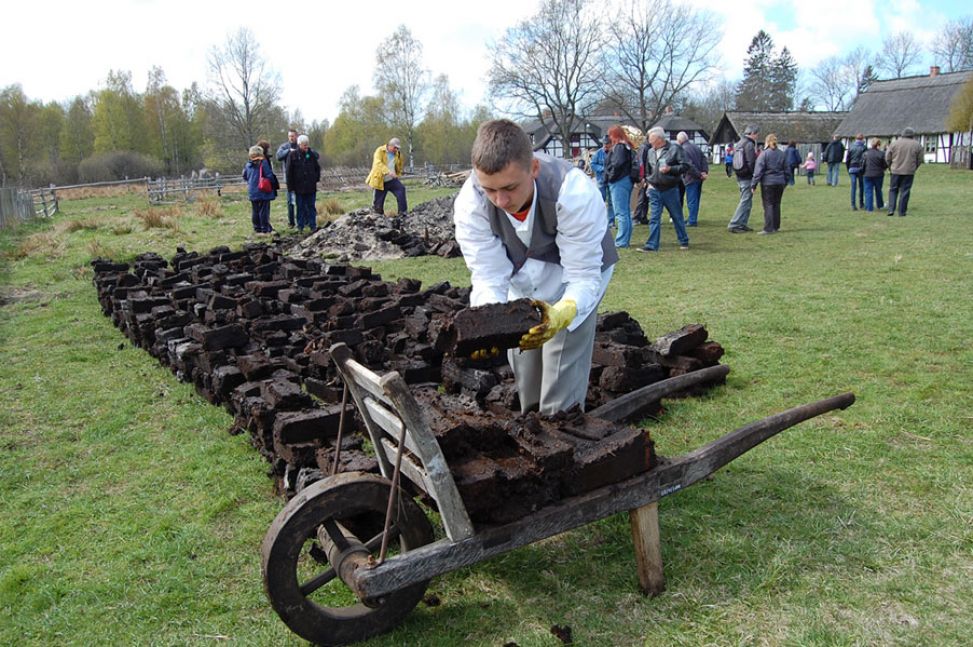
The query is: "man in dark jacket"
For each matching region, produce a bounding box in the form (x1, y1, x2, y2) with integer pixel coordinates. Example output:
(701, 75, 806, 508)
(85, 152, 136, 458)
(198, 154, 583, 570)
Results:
(677, 131, 708, 227)
(728, 124, 759, 233)
(846, 133, 866, 209)
(823, 135, 846, 187)
(276, 129, 299, 227)
(633, 139, 650, 225)
(285, 135, 321, 233)
(784, 141, 801, 185)
(638, 127, 690, 252)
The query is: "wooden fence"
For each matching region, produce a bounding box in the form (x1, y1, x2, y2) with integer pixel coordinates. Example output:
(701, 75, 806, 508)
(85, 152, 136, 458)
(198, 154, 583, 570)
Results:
(0, 187, 58, 229)
(0, 162, 470, 224)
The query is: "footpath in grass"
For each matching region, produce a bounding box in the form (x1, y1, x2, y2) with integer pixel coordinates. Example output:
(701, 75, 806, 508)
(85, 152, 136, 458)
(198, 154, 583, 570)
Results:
(1, 169, 971, 645)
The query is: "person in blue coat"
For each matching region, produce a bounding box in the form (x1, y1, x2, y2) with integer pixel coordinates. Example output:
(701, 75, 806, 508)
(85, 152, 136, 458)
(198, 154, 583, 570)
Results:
(243, 145, 277, 234)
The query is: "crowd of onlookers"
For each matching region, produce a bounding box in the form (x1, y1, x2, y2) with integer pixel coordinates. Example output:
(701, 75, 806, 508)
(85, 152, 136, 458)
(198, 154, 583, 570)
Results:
(588, 123, 925, 243)
(242, 122, 925, 243)
(242, 131, 407, 236)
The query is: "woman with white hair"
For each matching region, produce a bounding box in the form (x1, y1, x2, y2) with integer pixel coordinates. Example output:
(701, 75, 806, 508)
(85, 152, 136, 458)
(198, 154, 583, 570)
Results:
(285, 134, 321, 233)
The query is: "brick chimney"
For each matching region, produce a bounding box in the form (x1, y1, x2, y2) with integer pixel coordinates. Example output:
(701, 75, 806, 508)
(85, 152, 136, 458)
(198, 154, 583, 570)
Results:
(930, 66, 940, 77)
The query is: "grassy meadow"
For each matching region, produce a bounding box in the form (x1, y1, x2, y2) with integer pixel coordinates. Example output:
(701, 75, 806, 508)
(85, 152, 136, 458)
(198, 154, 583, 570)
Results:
(1, 168, 971, 646)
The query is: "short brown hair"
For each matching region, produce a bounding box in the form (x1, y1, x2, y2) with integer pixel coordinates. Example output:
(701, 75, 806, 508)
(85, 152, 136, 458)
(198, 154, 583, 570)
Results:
(471, 119, 533, 174)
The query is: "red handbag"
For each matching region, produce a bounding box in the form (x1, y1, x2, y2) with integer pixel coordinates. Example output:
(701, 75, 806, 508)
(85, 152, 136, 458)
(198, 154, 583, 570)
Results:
(257, 161, 273, 193)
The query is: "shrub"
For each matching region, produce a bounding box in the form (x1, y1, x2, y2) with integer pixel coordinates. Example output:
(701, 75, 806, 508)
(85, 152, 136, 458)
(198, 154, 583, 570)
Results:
(8, 232, 64, 260)
(64, 219, 100, 233)
(195, 197, 223, 219)
(320, 197, 345, 215)
(134, 206, 182, 230)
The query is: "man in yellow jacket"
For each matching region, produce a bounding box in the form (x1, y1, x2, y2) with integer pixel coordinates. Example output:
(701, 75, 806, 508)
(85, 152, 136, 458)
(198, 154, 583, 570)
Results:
(366, 137, 407, 216)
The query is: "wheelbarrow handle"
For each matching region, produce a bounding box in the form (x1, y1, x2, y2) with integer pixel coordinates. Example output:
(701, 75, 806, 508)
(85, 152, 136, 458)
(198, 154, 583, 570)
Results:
(657, 391, 856, 496)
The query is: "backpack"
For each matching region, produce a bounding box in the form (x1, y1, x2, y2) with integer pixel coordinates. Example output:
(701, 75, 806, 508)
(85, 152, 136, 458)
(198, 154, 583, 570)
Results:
(732, 139, 751, 175)
(630, 145, 641, 182)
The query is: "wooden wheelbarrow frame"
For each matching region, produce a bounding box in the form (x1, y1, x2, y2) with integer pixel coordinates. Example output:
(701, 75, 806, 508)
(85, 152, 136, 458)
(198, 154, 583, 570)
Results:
(328, 343, 854, 598)
(263, 342, 854, 643)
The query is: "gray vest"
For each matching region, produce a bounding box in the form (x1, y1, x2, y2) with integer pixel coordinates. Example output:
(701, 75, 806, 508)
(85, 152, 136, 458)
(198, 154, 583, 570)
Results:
(480, 153, 618, 273)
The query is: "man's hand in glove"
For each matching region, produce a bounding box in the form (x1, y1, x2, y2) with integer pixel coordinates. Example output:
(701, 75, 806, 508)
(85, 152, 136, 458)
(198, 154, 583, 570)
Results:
(519, 299, 577, 350)
(470, 346, 500, 361)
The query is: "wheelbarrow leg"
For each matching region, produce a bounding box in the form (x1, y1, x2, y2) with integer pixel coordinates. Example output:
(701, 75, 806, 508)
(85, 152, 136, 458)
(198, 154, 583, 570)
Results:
(629, 502, 666, 596)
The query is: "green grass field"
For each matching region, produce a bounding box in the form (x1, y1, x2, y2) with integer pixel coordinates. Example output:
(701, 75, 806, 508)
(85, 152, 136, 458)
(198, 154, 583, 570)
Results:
(1, 169, 971, 646)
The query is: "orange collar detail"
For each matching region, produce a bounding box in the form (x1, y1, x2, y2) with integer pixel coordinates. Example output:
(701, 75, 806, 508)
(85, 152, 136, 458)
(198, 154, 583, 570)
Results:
(510, 207, 530, 222)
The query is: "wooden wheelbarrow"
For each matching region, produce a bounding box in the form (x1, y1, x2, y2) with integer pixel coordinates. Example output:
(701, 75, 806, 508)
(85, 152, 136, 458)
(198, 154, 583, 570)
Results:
(261, 343, 855, 645)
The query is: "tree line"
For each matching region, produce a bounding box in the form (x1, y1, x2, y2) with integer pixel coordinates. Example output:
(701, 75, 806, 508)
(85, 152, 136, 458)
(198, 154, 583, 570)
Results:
(487, 1, 973, 149)
(3, 3, 971, 188)
(0, 26, 490, 189)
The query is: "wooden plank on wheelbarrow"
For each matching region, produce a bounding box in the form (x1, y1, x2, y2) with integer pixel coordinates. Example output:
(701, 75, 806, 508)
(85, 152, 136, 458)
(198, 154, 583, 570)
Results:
(590, 364, 730, 424)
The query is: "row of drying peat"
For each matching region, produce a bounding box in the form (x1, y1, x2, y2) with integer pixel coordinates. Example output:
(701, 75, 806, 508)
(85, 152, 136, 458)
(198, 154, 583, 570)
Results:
(91, 242, 725, 524)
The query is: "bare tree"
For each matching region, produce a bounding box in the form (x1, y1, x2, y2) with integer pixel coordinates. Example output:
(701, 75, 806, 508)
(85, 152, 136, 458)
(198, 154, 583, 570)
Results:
(373, 25, 429, 171)
(488, 0, 603, 158)
(843, 46, 875, 99)
(207, 28, 282, 150)
(809, 56, 856, 110)
(679, 79, 736, 135)
(877, 32, 923, 79)
(603, 0, 722, 132)
(932, 17, 973, 73)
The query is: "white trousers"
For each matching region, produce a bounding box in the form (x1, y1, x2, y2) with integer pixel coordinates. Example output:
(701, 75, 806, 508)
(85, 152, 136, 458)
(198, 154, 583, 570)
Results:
(508, 305, 600, 415)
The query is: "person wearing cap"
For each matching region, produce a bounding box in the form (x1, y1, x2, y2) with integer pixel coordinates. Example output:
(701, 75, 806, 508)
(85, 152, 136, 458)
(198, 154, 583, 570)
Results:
(366, 137, 407, 216)
(242, 144, 278, 234)
(589, 136, 613, 226)
(286, 134, 321, 233)
(453, 119, 617, 415)
(885, 127, 924, 217)
(727, 124, 759, 233)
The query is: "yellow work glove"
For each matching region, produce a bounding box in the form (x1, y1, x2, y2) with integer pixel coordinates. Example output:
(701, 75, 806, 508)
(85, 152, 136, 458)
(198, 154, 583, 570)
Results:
(519, 299, 577, 350)
(469, 346, 500, 361)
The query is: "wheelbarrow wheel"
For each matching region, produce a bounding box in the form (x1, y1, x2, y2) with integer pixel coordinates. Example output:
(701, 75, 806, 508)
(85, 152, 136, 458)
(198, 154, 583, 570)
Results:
(261, 471, 434, 646)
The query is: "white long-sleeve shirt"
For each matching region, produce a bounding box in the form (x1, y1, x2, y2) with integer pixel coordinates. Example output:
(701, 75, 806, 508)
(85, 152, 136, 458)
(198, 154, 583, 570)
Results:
(453, 167, 614, 332)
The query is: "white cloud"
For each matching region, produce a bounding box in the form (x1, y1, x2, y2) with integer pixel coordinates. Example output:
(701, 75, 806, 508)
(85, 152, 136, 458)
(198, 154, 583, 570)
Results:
(1, 0, 965, 123)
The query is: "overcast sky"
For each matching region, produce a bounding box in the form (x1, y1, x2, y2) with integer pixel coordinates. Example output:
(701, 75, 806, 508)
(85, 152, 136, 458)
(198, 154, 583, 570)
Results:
(3, 0, 970, 123)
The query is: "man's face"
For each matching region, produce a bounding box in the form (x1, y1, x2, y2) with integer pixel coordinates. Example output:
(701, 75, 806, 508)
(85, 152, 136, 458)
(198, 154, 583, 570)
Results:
(650, 134, 665, 149)
(475, 158, 539, 213)
(299, 142, 309, 152)
(288, 132, 297, 143)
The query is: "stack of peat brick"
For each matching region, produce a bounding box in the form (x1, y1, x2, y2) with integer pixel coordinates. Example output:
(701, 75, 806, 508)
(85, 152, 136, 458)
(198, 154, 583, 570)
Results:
(91, 242, 724, 524)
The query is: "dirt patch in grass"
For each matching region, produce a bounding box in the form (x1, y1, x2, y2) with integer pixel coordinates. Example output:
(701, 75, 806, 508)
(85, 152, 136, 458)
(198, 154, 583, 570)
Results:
(0, 287, 45, 307)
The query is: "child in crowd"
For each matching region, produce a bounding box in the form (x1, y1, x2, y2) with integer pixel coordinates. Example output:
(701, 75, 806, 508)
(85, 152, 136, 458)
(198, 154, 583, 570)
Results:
(801, 152, 817, 185)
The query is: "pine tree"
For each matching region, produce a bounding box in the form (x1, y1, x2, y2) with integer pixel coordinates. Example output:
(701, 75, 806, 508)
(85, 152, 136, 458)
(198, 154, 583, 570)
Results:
(736, 30, 776, 111)
(771, 47, 798, 110)
(735, 31, 800, 111)
(858, 65, 880, 94)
